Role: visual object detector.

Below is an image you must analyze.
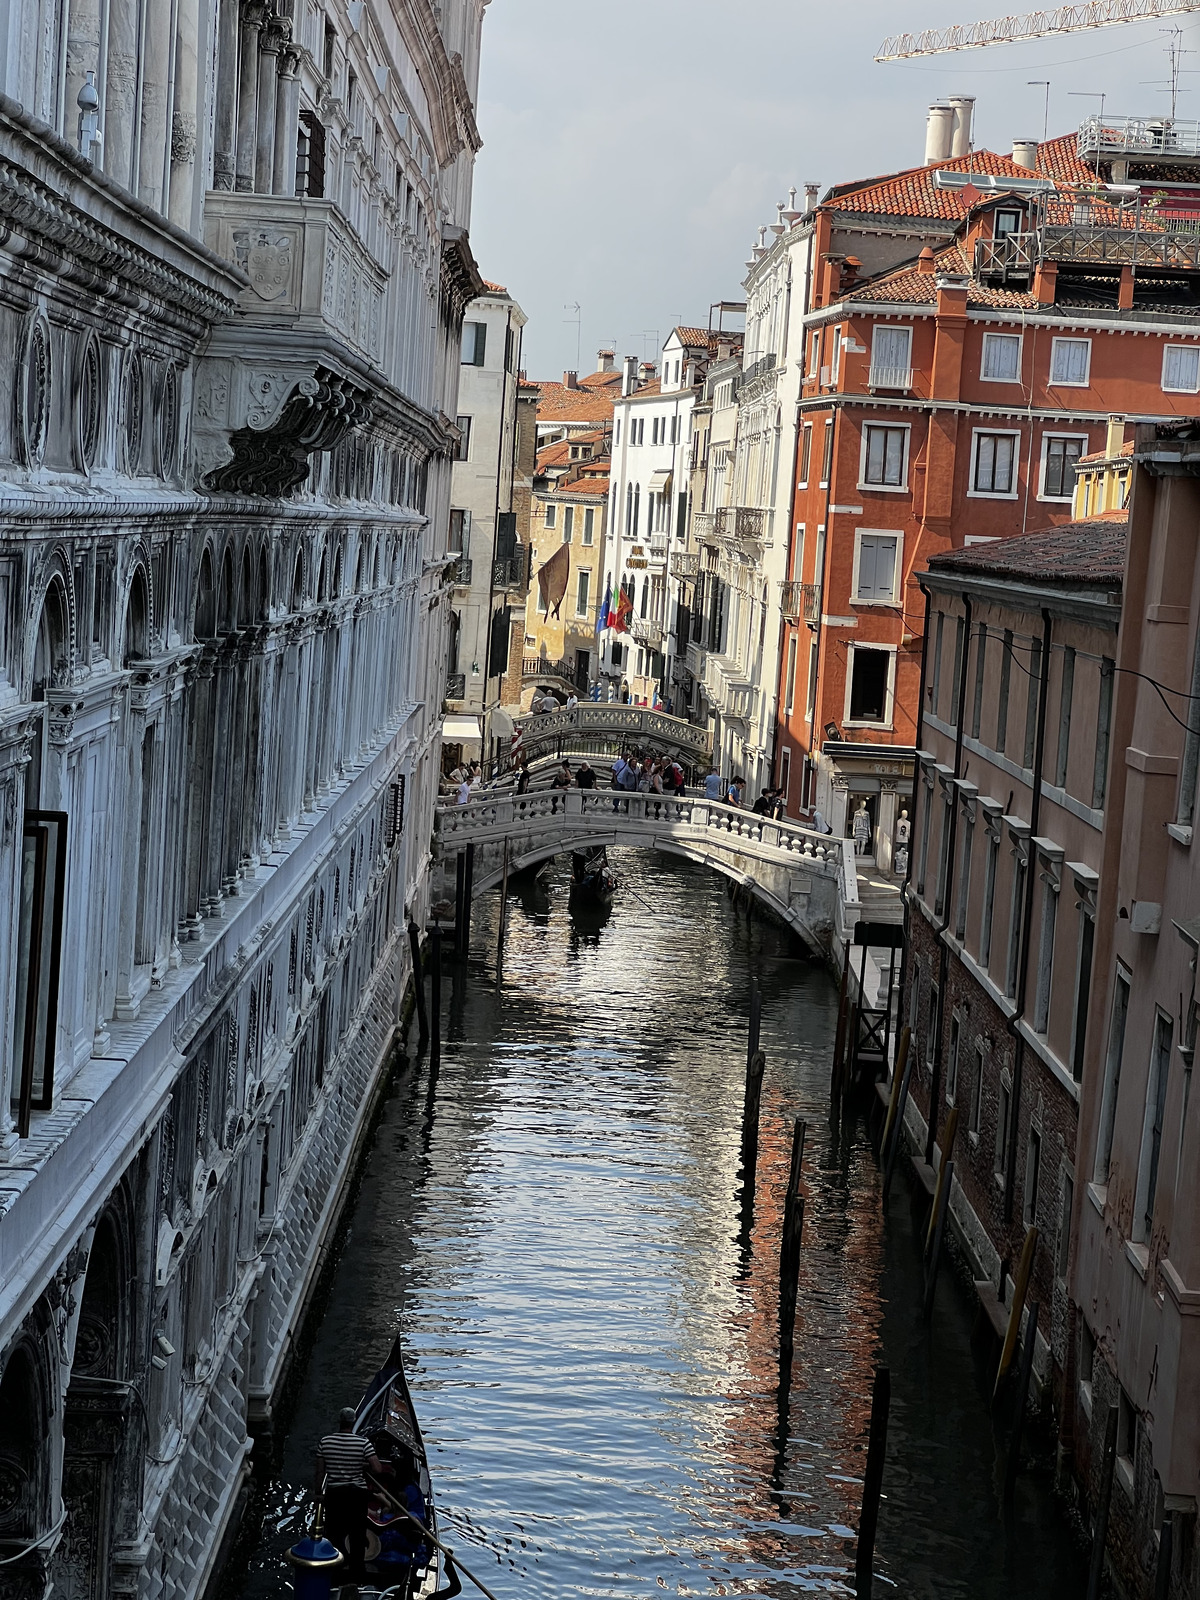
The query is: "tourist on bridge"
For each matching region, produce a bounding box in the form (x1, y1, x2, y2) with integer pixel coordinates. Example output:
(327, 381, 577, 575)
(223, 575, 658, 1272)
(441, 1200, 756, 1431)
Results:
(515, 760, 531, 795)
(455, 777, 471, 806)
(551, 761, 573, 790)
(576, 761, 597, 789)
(666, 760, 686, 795)
(704, 765, 723, 802)
(565, 691, 579, 710)
(752, 789, 772, 816)
(727, 776, 744, 807)
(315, 1408, 385, 1574)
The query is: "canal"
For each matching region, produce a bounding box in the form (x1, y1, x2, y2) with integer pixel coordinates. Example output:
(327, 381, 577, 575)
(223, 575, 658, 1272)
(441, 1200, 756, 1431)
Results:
(229, 850, 1087, 1600)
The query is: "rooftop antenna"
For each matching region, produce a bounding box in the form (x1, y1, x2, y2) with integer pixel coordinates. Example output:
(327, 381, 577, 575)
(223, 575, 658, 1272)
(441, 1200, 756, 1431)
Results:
(563, 302, 581, 371)
(1068, 89, 1107, 178)
(1028, 79, 1050, 143)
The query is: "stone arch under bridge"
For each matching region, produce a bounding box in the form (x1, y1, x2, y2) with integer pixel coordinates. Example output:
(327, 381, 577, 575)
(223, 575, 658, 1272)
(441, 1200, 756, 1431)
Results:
(434, 790, 855, 956)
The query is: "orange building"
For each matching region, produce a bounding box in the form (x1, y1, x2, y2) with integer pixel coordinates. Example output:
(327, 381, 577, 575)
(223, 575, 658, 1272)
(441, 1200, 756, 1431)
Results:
(775, 122, 1200, 859)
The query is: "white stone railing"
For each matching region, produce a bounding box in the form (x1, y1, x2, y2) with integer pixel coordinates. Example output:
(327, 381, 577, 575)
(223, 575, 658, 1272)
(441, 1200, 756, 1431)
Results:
(437, 788, 842, 868)
(514, 703, 711, 757)
(836, 836, 863, 943)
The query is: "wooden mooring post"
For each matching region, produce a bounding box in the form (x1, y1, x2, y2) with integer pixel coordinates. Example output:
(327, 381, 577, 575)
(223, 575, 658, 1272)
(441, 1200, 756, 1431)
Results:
(408, 922, 429, 1048)
(1003, 1299, 1039, 1505)
(747, 976, 762, 1069)
(495, 838, 510, 975)
(831, 943, 851, 1105)
(855, 1367, 891, 1599)
(454, 851, 467, 959)
(779, 1119, 807, 1388)
(922, 1159, 954, 1321)
(995, 1226, 1039, 1398)
(460, 842, 475, 958)
(428, 928, 442, 1067)
(879, 1026, 910, 1163)
(881, 1034, 916, 1206)
(740, 1050, 766, 1216)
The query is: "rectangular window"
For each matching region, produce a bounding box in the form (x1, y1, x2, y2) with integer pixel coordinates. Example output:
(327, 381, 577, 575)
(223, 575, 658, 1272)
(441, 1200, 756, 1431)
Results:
(1093, 659, 1114, 809)
(544, 503, 557, 529)
(1057, 1171, 1074, 1277)
(870, 324, 912, 386)
(615, 419, 621, 446)
(861, 425, 907, 487)
(809, 330, 820, 377)
(575, 568, 591, 618)
(934, 792, 953, 917)
(930, 611, 945, 717)
(784, 636, 798, 715)
(973, 431, 1018, 495)
(1049, 338, 1091, 386)
(563, 506, 574, 543)
(792, 523, 806, 585)
(971, 621, 987, 739)
(1178, 628, 1200, 829)
(799, 424, 812, 485)
(462, 322, 487, 366)
(1072, 906, 1095, 1083)
(980, 829, 999, 969)
(996, 629, 1013, 753)
(454, 415, 472, 461)
(1135, 1012, 1173, 1241)
(1006, 850, 1026, 999)
(1163, 344, 1200, 393)
(996, 1077, 1012, 1175)
(847, 647, 892, 724)
(995, 208, 1023, 237)
(1043, 436, 1085, 499)
(1024, 1127, 1042, 1226)
(830, 324, 842, 383)
(1095, 967, 1130, 1184)
(820, 420, 835, 485)
(1024, 634, 1042, 769)
(805, 638, 818, 719)
(1056, 646, 1075, 789)
(927, 979, 940, 1078)
(947, 1016, 960, 1105)
(448, 508, 469, 552)
(854, 533, 900, 604)
(950, 616, 965, 724)
(981, 331, 1022, 382)
(970, 1044, 984, 1138)
(582, 507, 595, 545)
(955, 809, 974, 941)
(1034, 870, 1058, 1034)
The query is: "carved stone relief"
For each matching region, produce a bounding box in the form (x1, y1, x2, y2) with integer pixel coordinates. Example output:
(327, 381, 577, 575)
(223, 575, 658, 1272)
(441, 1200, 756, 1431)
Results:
(16, 315, 51, 469)
(232, 228, 295, 304)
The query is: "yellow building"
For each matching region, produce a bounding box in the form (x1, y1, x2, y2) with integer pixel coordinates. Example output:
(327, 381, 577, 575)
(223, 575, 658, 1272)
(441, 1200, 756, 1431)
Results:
(1072, 415, 1132, 519)
(523, 435, 610, 706)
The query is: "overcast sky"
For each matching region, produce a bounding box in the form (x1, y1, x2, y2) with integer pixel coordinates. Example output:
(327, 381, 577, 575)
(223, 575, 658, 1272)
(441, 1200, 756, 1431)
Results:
(466, 0, 1200, 378)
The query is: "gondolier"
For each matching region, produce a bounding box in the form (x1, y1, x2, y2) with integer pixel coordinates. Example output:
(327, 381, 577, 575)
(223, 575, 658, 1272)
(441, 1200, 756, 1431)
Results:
(315, 1407, 385, 1573)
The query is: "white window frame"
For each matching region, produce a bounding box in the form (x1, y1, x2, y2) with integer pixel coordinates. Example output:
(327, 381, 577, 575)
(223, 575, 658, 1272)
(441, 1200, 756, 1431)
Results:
(980, 330, 1023, 384)
(1039, 432, 1089, 502)
(830, 324, 842, 383)
(798, 422, 813, 487)
(851, 528, 903, 606)
(582, 507, 595, 545)
(784, 635, 798, 715)
(562, 505, 574, 542)
(1162, 343, 1200, 394)
(858, 422, 911, 492)
(843, 642, 897, 729)
(543, 503, 556, 529)
(968, 428, 1022, 500)
(869, 324, 913, 386)
(575, 567, 592, 618)
(1048, 337, 1091, 388)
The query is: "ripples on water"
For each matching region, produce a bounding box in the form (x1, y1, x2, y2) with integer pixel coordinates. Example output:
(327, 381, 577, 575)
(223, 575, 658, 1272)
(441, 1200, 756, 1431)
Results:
(231, 850, 1086, 1600)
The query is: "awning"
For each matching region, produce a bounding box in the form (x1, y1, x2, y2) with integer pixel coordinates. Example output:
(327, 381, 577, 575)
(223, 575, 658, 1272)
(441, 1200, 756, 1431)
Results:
(490, 707, 515, 741)
(647, 468, 672, 494)
(442, 714, 482, 745)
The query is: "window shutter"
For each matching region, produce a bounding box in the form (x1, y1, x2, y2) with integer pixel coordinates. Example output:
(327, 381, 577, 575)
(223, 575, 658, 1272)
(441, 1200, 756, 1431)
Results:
(858, 536, 878, 600)
(874, 326, 909, 370)
(876, 536, 897, 601)
(495, 510, 517, 558)
(487, 606, 511, 676)
(473, 323, 487, 366)
(884, 429, 904, 484)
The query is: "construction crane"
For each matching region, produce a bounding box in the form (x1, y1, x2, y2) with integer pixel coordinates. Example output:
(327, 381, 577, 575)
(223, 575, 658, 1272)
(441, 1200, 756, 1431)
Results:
(877, 0, 1200, 61)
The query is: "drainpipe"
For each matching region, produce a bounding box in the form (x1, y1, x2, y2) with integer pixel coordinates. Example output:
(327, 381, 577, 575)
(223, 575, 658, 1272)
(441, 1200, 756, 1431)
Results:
(895, 583, 932, 1054)
(926, 590, 972, 1166)
(804, 403, 839, 807)
(1003, 606, 1053, 1222)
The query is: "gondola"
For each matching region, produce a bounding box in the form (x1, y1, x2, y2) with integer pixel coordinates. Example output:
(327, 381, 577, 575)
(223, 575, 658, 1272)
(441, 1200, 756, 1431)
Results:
(330, 1338, 445, 1598)
(569, 845, 616, 908)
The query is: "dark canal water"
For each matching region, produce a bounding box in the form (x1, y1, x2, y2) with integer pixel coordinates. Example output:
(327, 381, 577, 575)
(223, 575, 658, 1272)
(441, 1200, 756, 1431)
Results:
(230, 850, 1087, 1599)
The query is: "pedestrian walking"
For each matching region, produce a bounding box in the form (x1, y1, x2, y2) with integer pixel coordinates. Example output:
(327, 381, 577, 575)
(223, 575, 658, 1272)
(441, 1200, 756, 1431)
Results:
(455, 778, 470, 806)
(704, 765, 723, 802)
(515, 761, 530, 795)
(727, 776, 744, 807)
(315, 1408, 385, 1573)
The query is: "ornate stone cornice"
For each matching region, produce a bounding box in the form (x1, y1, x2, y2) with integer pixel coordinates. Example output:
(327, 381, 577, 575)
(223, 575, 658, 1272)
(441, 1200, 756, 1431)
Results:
(203, 367, 372, 497)
(439, 226, 484, 326)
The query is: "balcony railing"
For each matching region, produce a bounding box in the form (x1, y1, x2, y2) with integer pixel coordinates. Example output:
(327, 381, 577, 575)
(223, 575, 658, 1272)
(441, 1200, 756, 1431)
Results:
(866, 364, 913, 392)
(493, 553, 528, 591)
(714, 506, 769, 544)
(802, 583, 820, 625)
(631, 616, 664, 647)
(522, 656, 580, 685)
(448, 556, 473, 587)
(693, 511, 719, 544)
(445, 672, 466, 700)
(686, 641, 707, 679)
(673, 551, 700, 578)
(974, 234, 1035, 280)
(649, 534, 668, 560)
(1078, 113, 1200, 162)
(781, 581, 802, 622)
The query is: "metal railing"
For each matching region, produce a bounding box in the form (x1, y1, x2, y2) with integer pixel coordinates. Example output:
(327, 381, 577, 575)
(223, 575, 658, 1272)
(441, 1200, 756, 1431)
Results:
(781, 581, 802, 622)
(741, 350, 778, 386)
(1078, 113, 1200, 162)
(866, 364, 913, 391)
(802, 583, 820, 625)
(493, 553, 527, 590)
(523, 656, 578, 684)
(445, 672, 466, 700)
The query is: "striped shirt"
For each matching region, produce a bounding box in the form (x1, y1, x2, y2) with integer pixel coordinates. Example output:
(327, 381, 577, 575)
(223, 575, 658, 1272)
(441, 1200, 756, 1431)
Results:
(318, 1431, 373, 1488)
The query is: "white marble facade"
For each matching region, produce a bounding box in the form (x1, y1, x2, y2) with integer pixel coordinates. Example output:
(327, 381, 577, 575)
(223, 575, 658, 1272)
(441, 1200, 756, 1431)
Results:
(0, 3, 486, 1599)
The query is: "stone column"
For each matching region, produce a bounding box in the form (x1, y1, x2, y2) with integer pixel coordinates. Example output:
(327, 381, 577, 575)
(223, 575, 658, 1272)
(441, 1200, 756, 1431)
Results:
(104, 0, 140, 187)
(253, 18, 283, 193)
(0, 719, 36, 1148)
(138, 0, 173, 212)
(212, 0, 239, 190)
(168, 0, 201, 228)
(271, 42, 300, 195)
(877, 783, 897, 875)
(234, 1, 265, 192)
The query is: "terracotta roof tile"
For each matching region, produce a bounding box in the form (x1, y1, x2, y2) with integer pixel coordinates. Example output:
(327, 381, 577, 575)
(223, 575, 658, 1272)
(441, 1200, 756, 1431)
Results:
(1078, 440, 1134, 464)
(927, 516, 1127, 585)
(481, 279, 508, 294)
(853, 244, 1042, 309)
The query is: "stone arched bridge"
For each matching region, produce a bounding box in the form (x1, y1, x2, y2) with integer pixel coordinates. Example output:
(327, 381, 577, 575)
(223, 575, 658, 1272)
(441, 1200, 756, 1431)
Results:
(434, 789, 859, 955)
(505, 704, 712, 773)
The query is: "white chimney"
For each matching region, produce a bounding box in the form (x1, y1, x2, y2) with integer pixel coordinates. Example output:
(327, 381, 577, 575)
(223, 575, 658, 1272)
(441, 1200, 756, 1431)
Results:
(948, 95, 975, 158)
(622, 355, 637, 397)
(1011, 139, 1039, 170)
(925, 104, 954, 164)
(804, 183, 820, 213)
(597, 349, 615, 373)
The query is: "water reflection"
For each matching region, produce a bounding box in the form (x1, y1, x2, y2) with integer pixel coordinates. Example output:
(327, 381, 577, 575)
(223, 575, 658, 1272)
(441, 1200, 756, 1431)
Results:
(229, 850, 1085, 1600)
